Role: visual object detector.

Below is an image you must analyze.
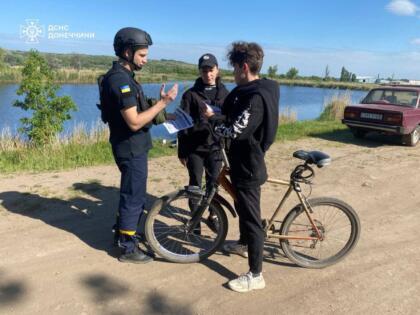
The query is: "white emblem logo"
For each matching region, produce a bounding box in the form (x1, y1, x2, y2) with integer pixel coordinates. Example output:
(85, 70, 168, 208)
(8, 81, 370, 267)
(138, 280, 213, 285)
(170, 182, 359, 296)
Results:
(203, 55, 210, 60)
(20, 19, 45, 44)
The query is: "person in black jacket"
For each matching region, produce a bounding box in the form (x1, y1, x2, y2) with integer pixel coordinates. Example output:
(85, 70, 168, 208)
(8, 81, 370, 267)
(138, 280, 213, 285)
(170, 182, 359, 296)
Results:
(206, 42, 279, 292)
(178, 54, 229, 197)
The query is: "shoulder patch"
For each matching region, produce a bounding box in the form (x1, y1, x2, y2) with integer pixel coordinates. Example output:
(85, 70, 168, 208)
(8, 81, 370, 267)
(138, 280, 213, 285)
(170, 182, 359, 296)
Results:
(120, 85, 131, 93)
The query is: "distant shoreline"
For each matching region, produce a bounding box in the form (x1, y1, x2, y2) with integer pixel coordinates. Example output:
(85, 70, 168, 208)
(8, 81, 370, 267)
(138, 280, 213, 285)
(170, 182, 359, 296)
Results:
(0, 70, 374, 91)
(0, 48, 375, 90)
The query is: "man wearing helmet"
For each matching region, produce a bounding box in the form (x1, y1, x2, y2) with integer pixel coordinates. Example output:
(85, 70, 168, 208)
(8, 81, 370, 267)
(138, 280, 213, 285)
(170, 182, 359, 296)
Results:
(100, 27, 178, 264)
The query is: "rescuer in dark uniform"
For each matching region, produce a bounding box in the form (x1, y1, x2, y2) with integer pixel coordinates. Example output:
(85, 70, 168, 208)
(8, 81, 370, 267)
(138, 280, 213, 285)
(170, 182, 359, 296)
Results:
(99, 27, 178, 263)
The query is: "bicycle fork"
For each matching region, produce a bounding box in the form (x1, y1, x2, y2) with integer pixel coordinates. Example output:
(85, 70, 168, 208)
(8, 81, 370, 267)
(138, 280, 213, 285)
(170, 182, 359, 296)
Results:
(186, 185, 217, 234)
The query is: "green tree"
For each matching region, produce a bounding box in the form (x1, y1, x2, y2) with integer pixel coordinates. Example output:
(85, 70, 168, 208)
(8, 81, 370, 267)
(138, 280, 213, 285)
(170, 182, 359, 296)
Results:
(14, 50, 77, 145)
(340, 66, 352, 82)
(286, 67, 299, 79)
(267, 65, 278, 78)
(324, 65, 330, 80)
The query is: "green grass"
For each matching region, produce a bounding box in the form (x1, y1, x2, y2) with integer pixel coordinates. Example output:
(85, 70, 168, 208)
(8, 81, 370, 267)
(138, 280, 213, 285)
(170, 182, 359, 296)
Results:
(0, 122, 350, 173)
(0, 95, 351, 173)
(0, 139, 176, 173)
(275, 78, 376, 91)
(276, 120, 347, 142)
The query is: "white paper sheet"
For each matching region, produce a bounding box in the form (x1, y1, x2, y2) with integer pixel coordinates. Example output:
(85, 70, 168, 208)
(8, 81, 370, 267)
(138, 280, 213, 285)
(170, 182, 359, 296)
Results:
(162, 107, 193, 134)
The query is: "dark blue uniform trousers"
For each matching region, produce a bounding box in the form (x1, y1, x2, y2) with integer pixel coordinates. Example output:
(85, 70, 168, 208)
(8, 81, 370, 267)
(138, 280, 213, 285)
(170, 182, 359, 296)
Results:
(115, 152, 148, 253)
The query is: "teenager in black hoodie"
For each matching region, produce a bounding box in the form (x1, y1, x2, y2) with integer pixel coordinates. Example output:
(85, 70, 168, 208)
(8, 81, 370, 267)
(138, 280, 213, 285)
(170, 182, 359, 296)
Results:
(206, 42, 279, 293)
(178, 54, 229, 194)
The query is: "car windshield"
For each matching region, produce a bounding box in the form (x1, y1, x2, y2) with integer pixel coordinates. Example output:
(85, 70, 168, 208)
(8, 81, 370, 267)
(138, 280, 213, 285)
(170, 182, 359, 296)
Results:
(361, 89, 418, 107)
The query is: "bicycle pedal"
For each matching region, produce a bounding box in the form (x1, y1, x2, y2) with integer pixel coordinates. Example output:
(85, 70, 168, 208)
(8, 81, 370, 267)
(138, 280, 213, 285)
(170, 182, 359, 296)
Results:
(185, 185, 204, 196)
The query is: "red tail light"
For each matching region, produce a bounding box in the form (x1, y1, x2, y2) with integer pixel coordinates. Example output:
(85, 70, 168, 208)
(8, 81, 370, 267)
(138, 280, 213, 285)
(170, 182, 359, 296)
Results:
(344, 108, 359, 119)
(383, 113, 402, 125)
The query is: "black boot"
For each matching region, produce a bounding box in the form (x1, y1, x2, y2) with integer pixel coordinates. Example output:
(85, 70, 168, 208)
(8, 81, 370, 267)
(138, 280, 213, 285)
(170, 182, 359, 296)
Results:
(112, 214, 120, 246)
(112, 223, 120, 246)
(118, 247, 153, 264)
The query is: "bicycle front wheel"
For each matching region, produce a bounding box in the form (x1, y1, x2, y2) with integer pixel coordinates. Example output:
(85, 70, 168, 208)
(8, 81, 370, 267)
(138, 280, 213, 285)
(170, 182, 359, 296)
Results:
(144, 190, 228, 263)
(280, 197, 360, 268)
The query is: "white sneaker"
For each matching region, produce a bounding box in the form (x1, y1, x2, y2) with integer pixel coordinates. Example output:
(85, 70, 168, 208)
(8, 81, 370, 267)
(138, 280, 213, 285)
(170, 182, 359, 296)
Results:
(228, 272, 266, 293)
(223, 241, 248, 258)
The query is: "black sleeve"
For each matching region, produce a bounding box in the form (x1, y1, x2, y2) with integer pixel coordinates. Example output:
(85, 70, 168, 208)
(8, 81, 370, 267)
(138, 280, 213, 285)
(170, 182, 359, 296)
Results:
(215, 94, 264, 140)
(177, 92, 192, 159)
(208, 113, 226, 124)
(179, 92, 191, 114)
(108, 73, 138, 111)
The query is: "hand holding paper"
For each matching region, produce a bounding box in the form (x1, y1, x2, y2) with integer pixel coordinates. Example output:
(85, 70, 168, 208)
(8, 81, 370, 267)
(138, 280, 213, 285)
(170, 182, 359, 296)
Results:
(162, 108, 193, 134)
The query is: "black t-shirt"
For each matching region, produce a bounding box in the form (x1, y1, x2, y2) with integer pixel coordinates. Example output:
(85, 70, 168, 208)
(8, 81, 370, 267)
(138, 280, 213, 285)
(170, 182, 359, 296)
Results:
(101, 62, 152, 158)
(203, 84, 217, 102)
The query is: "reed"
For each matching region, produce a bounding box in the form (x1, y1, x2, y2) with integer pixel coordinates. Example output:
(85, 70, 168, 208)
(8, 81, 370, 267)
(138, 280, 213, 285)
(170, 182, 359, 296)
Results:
(318, 93, 351, 121)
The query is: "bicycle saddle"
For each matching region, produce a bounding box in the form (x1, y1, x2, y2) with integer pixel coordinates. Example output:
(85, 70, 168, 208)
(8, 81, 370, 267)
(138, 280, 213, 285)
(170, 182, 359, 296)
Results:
(292, 150, 331, 168)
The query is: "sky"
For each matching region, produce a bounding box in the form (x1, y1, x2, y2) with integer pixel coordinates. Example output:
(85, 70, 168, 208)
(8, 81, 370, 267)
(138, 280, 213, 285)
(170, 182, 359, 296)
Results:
(1, 0, 420, 79)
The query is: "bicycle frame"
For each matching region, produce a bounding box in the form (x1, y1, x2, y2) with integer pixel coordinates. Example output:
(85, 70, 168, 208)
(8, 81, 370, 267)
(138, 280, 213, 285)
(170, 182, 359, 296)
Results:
(146, 146, 359, 266)
(217, 167, 323, 242)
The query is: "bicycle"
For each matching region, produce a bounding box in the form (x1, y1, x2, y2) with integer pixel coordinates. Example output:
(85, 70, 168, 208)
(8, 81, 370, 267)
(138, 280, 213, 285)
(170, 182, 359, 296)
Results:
(144, 145, 361, 268)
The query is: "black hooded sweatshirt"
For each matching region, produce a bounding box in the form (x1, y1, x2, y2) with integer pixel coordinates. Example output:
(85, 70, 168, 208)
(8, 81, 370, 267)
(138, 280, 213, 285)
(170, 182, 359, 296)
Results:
(178, 77, 229, 158)
(214, 78, 279, 188)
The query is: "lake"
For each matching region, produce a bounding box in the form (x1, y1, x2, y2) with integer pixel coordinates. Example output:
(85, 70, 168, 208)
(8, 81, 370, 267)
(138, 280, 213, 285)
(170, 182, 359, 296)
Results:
(0, 83, 367, 139)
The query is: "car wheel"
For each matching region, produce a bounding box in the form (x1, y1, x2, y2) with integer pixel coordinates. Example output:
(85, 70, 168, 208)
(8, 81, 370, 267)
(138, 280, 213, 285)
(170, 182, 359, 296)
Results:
(403, 126, 419, 147)
(350, 128, 367, 139)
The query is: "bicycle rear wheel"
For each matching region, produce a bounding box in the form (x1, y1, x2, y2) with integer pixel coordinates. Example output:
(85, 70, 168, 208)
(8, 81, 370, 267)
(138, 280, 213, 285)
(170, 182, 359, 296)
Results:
(144, 190, 228, 263)
(280, 197, 360, 268)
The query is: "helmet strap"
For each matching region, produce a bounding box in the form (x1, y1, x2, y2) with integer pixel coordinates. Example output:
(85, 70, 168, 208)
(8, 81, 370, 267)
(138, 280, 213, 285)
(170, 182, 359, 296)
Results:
(129, 46, 142, 71)
(119, 47, 142, 71)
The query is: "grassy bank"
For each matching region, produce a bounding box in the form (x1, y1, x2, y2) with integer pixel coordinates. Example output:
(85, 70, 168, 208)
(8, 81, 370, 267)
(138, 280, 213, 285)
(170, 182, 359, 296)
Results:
(0, 123, 349, 173)
(0, 140, 176, 173)
(276, 120, 347, 142)
(0, 123, 176, 173)
(275, 78, 376, 91)
(0, 93, 350, 173)
(0, 120, 349, 173)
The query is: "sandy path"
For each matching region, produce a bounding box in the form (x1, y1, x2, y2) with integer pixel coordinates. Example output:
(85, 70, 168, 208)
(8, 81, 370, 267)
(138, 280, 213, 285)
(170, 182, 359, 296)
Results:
(1, 133, 419, 314)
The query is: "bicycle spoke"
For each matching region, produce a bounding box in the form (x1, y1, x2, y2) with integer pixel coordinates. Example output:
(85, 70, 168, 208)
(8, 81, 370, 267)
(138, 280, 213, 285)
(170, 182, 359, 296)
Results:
(281, 200, 359, 267)
(148, 194, 225, 259)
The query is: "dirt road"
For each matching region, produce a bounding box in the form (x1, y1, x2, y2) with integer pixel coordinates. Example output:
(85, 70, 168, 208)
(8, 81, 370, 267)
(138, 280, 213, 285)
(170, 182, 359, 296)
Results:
(1, 133, 419, 314)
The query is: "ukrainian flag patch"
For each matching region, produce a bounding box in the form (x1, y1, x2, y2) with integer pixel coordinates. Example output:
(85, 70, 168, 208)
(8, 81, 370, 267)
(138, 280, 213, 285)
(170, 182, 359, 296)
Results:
(120, 85, 131, 93)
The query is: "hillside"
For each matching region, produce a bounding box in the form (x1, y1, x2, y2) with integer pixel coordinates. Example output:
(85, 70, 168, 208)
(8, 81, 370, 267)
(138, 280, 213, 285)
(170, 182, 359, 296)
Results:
(0, 48, 233, 83)
(0, 48, 374, 89)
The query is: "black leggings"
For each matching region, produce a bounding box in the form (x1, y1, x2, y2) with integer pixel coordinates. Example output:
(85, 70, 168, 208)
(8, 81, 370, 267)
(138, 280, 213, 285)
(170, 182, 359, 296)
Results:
(186, 150, 222, 191)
